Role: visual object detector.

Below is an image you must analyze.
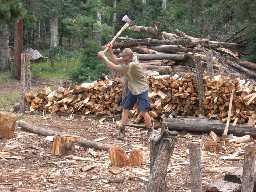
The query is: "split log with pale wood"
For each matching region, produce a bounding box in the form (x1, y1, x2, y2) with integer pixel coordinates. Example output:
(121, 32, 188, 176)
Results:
(24, 74, 256, 128)
(109, 146, 142, 167)
(0, 112, 16, 139)
(52, 135, 79, 156)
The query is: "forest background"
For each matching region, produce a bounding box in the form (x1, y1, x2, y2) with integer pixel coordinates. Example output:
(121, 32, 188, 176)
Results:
(0, 0, 255, 84)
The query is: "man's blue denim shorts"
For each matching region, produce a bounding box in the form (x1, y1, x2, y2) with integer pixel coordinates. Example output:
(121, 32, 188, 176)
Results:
(122, 90, 150, 112)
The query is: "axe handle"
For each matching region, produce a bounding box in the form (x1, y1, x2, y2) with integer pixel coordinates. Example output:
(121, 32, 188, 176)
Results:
(103, 23, 130, 53)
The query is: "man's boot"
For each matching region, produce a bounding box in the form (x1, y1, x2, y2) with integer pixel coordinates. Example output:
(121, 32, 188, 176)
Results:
(145, 126, 154, 141)
(117, 125, 125, 140)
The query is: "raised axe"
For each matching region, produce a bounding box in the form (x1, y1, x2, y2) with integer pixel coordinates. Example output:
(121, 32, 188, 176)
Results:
(103, 15, 133, 53)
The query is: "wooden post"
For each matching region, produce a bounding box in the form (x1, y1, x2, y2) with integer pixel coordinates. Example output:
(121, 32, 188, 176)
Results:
(188, 141, 203, 192)
(19, 53, 25, 113)
(146, 129, 177, 192)
(241, 144, 255, 192)
(206, 50, 214, 76)
(26, 53, 31, 91)
(195, 56, 205, 116)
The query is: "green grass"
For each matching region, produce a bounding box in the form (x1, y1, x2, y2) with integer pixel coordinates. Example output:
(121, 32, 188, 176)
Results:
(0, 92, 20, 110)
(31, 50, 81, 79)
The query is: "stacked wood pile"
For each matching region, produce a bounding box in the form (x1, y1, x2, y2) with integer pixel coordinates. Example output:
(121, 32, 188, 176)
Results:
(25, 74, 255, 126)
(24, 24, 256, 126)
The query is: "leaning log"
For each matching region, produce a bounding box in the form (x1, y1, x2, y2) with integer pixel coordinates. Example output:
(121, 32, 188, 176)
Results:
(238, 60, 256, 70)
(17, 121, 112, 151)
(162, 117, 256, 138)
(225, 59, 256, 79)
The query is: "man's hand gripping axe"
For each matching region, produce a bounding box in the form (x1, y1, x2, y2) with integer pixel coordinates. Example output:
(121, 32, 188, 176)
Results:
(103, 15, 133, 53)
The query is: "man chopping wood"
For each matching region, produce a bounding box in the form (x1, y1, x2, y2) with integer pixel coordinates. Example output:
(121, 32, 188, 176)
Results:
(98, 43, 153, 140)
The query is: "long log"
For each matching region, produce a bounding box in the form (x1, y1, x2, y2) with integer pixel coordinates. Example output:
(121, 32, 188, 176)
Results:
(238, 60, 256, 70)
(114, 37, 192, 48)
(225, 59, 256, 79)
(17, 121, 112, 151)
(162, 117, 256, 138)
(150, 45, 192, 53)
(137, 53, 185, 61)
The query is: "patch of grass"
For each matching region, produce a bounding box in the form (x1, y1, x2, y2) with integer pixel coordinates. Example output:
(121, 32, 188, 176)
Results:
(0, 92, 20, 110)
(0, 72, 17, 87)
(31, 50, 82, 79)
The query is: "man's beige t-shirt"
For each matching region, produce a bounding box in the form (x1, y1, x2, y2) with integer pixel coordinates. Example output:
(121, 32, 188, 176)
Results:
(115, 56, 148, 95)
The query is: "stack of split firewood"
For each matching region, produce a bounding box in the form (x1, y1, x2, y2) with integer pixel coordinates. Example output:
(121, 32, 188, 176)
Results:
(25, 24, 256, 126)
(25, 74, 256, 126)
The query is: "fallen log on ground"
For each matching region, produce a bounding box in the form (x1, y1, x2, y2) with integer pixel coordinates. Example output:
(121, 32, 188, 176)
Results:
(162, 117, 256, 138)
(17, 121, 112, 151)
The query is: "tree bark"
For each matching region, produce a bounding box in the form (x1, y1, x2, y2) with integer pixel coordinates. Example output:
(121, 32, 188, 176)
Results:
(17, 121, 112, 151)
(13, 18, 23, 80)
(162, 117, 256, 138)
(0, 22, 9, 71)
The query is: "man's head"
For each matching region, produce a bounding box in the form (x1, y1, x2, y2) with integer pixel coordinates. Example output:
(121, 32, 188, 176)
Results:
(120, 48, 133, 63)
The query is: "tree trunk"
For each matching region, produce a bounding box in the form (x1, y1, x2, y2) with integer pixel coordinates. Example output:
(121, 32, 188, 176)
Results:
(0, 22, 9, 71)
(162, 0, 166, 10)
(50, 15, 58, 67)
(13, 18, 23, 80)
(112, 0, 117, 36)
(95, 10, 102, 45)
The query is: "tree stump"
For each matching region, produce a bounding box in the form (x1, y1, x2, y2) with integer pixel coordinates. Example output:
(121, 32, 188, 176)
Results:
(109, 146, 142, 167)
(0, 112, 16, 139)
(51, 135, 78, 156)
(146, 128, 178, 192)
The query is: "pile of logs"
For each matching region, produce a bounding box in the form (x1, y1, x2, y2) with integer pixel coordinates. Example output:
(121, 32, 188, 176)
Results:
(25, 74, 255, 126)
(24, 24, 256, 126)
(114, 25, 256, 80)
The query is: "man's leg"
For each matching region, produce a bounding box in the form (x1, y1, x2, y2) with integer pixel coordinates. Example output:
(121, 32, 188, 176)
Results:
(140, 111, 152, 128)
(117, 91, 136, 140)
(121, 109, 130, 126)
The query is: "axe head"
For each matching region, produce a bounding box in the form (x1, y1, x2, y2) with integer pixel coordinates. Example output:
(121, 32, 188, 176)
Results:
(122, 15, 133, 26)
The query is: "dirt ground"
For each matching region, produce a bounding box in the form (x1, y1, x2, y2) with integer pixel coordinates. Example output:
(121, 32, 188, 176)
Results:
(0, 78, 253, 192)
